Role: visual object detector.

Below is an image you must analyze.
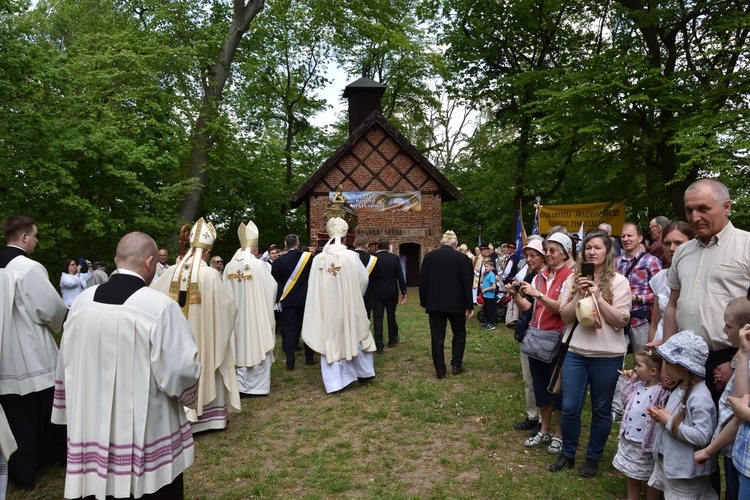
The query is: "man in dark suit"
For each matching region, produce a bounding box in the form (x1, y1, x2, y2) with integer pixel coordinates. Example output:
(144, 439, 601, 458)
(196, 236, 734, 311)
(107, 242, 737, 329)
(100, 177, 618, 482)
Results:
(419, 230, 474, 379)
(271, 234, 317, 370)
(353, 235, 376, 320)
(371, 237, 407, 353)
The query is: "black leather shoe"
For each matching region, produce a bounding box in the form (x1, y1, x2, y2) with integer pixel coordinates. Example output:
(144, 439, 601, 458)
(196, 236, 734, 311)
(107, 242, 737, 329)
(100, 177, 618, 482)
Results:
(513, 418, 540, 431)
(578, 459, 599, 478)
(548, 455, 575, 473)
(286, 364, 295, 371)
(451, 364, 464, 375)
(376, 347, 384, 354)
(304, 358, 318, 366)
(387, 337, 400, 347)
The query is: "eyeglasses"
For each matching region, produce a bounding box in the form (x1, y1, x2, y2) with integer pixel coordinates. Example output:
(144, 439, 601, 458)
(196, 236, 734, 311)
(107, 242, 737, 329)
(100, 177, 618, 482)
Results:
(214, 260, 223, 264)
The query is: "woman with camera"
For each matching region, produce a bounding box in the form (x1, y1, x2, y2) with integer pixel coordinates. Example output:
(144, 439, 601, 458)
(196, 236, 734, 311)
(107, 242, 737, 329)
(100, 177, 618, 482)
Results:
(513, 233, 573, 454)
(549, 230, 632, 477)
(60, 258, 92, 309)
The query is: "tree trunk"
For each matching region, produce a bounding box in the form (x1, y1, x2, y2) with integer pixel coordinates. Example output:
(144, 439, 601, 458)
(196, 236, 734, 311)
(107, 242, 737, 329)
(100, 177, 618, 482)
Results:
(178, 0, 265, 224)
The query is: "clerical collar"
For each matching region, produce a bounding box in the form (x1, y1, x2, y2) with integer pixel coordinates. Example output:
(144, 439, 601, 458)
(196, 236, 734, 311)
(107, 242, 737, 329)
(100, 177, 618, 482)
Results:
(114, 268, 146, 283)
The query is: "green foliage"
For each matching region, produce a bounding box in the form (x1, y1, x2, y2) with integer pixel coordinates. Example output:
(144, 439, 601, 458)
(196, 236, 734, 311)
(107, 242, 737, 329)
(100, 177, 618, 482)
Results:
(440, 0, 750, 233)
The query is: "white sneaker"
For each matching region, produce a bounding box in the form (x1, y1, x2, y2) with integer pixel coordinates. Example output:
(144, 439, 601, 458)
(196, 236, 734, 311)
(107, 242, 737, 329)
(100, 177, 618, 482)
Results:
(524, 431, 553, 447)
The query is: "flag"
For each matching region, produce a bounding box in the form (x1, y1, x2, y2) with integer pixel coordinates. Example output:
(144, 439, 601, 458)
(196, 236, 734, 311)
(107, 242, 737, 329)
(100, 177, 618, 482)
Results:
(577, 222, 585, 241)
(531, 204, 540, 236)
(515, 203, 526, 259)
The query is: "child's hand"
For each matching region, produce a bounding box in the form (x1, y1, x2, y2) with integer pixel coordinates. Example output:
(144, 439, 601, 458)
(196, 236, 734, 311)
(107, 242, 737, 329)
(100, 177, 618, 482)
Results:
(740, 324, 750, 354)
(714, 363, 732, 392)
(728, 393, 750, 415)
(694, 448, 712, 467)
(647, 405, 671, 425)
(618, 369, 637, 380)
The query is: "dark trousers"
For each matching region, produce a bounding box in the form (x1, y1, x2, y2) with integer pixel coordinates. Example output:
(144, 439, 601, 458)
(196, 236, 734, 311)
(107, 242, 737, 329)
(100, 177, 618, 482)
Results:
(428, 311, 466, 377)
(482, 295, 497, 325)
(0, 387, 66, 488)
(281, 305, 314, 367)
(80, 473, 183, 499)
(373, 297, 398, 349)
(724, 454, 740, 500)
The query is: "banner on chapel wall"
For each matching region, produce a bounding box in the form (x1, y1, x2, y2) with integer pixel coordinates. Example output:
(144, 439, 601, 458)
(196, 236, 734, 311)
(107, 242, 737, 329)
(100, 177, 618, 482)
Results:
(538, 201, 626, 235)
(329, 191, 421, 212)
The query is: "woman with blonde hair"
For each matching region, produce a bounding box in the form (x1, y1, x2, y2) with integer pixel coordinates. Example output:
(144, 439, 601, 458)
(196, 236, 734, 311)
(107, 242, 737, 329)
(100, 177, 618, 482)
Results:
(549, 230, 632, 477)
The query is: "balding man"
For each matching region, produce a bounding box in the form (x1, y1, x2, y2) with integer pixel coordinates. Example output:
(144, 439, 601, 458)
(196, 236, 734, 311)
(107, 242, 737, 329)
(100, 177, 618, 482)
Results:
(647, 216, 670, 266)
(419, 230, 474, 379)
(664, 179, 750, 401)
(0, 215, 67, 488)
(52, 232, 201, 499)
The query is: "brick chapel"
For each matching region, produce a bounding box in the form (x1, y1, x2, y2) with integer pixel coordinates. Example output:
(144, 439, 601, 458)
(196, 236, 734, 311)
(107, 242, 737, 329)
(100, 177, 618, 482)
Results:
(290, 78, 461, 286)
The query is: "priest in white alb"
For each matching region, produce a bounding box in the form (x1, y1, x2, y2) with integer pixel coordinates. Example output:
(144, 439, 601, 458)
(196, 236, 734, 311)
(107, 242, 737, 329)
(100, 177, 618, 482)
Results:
(151, 218, 240, 433)
(223, 220, 277, 396)
(52, 231, 201, 499)
(301, 217, 376, 393)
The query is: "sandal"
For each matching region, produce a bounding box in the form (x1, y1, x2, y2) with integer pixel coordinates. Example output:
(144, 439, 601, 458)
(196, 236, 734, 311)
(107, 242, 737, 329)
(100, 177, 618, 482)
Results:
(547, 436, 562, 454)
(524, 430, 552, 447)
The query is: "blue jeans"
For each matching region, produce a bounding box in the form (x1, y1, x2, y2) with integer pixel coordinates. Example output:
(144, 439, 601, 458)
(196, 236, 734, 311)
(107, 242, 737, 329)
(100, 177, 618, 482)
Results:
(560, 352, 623, 461)
(738, 471, 750, 499)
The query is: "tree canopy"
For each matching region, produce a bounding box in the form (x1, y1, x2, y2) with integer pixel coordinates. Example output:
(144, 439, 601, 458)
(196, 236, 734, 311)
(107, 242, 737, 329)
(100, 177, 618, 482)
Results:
(1, 0, 748, 271)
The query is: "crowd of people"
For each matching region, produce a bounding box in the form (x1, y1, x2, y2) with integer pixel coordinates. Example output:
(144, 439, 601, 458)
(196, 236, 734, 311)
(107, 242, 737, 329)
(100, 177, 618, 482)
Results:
(1, 177, 749, 499)
(482, 178, 749, 499)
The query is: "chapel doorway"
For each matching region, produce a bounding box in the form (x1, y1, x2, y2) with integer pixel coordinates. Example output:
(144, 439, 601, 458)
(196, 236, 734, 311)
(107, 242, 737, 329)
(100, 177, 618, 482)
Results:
(398, 242, 421, 287)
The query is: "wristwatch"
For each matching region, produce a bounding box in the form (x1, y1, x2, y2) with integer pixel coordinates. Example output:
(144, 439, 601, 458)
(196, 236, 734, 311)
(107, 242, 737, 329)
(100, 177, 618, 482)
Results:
(538, 292, 545, 300)
(730, 358, 739, 370)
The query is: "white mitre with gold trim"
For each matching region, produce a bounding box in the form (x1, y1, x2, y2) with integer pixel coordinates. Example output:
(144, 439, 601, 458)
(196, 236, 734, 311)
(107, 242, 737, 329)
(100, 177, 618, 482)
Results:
(319, 217, 348, 269)
(238, 221, 259, 248)
(170, 217, 216, 315)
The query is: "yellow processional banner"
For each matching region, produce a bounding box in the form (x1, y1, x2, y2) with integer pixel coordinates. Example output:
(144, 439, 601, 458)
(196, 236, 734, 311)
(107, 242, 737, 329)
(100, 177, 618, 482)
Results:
(538, 202, 626, 235)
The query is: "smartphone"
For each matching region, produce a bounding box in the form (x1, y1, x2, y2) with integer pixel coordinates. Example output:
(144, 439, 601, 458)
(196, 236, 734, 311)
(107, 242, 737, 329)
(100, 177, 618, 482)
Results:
(581, 262, 594, 279)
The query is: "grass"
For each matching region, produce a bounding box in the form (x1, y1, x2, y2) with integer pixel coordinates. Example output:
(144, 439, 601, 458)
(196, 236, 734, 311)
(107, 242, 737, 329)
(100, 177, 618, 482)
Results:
(10, 287, 635, 499)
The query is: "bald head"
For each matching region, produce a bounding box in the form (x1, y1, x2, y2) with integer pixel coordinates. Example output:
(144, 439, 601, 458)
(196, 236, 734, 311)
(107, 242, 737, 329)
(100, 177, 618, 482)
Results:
(115, 232, 158, 281)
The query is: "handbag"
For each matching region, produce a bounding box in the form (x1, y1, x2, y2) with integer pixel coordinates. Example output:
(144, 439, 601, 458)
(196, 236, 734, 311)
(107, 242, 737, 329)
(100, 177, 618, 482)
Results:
(547, 320, 579, 394)
(520, 327, 562, 363)
(576, 292, 602, 328)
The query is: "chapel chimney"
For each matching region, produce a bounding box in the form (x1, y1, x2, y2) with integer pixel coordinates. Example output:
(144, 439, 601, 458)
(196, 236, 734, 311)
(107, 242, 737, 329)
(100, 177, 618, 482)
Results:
(343, 77, 387, 135)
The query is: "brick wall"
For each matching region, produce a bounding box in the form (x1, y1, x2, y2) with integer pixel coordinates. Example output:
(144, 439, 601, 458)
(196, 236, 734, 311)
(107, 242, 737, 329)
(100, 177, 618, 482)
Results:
(305, 125, 444, 262)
